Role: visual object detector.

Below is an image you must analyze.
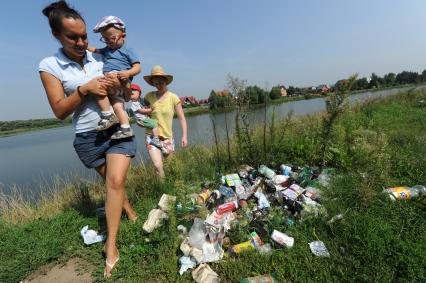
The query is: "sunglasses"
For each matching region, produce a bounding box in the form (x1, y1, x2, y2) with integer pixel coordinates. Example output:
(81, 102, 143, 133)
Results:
(100, 34, 122, 43)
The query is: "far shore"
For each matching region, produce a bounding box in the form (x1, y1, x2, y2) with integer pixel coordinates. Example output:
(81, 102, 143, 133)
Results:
(1, 83, 423, 138)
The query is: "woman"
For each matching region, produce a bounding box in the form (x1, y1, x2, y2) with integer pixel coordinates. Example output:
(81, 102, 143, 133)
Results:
(143, 65, 188, 177)
(39, 1, 137, 278)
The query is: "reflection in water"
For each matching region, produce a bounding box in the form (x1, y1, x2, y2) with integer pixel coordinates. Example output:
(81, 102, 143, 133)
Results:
(0, 86, 418, 199)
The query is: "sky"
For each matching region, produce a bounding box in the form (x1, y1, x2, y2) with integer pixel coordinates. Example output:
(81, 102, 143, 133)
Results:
(1, 0, 426, 121)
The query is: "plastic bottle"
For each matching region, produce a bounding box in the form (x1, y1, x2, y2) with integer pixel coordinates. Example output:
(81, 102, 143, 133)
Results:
(96, 207, 107, 235)
(258, 165, 276, 179)
(384, 185, 426, 200)
(297, 167, 313, 187)
(280, 164, 293, 176)
(271, 230, 294, 248)
(217, 200, 238, 214)
(197, 189, 211, 205)
(240, 273, 279, 283)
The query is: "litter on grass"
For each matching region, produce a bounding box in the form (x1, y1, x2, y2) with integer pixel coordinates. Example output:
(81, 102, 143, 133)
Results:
(80, 225, 105, 245)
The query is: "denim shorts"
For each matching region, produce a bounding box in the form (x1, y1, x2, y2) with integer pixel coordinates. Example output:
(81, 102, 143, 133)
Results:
(73, 125, 136, 168)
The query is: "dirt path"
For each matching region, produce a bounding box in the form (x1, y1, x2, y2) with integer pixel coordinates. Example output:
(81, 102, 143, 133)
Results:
(21, 258, 93, 283)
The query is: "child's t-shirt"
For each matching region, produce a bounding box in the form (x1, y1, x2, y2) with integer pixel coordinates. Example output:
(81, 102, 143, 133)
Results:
(99, 45, 140, 74)
(130, 100, 147, 120)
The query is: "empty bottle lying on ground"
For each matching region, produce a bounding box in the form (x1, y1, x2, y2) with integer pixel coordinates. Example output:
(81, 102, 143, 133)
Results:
(383, 185, 426, 200)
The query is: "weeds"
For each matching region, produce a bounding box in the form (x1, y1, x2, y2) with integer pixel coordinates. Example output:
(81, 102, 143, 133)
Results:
(1, 88, 426, 282)
(320, 74, 357, 167)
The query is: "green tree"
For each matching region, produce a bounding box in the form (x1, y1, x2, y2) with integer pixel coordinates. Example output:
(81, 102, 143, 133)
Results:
(269, 86, 281, 100)
(246, 85, 264, 104)
(352, 77, 369, 90)
(396, 71, 421, 84)
(422, 70, 426, 82)
(369, 73, 382, 89)
(383, 73, 396, 86)
(287, 86, 295, 96)
(208, 90, 233, 109)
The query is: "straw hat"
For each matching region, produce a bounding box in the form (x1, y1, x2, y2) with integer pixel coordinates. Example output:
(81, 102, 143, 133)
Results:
(143, 65, 173, 86)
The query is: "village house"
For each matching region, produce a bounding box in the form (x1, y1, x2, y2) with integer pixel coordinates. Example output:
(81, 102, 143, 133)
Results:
(198, 98, 209, 106)
(179, 96, 198, 106)
(212, 90, 231, 97)
(316, 84, 330, 94)
(280, 86, 287, 97)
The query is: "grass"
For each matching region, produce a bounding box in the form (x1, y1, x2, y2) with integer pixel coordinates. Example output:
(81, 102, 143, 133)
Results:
(1, 88, 426, 282)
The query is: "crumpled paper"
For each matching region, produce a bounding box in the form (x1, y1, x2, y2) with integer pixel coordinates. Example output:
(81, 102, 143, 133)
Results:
(179, 256, 197, 275)
(80, 225, 105, 245)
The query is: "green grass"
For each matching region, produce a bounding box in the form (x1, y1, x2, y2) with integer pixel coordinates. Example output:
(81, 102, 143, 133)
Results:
(1, 89, 426, 282)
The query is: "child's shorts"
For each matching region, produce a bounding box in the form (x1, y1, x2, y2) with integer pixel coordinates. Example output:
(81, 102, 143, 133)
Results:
(104, 70, 129, 103)
(73, 124, 136, 168)
(136, 117, 157, 129)
(146, 135, 175, 155)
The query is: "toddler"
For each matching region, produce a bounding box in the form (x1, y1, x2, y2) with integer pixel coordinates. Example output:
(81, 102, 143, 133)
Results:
(89, 16, 141, 139)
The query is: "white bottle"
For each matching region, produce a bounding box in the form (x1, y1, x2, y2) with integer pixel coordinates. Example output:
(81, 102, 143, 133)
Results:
(384, 185, 426, 201)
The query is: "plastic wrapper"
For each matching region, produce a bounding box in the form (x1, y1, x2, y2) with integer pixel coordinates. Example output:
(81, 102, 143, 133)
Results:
(254, 190, 270, 209)
(309, 241, 330, 257)
(188, 218, 207, 250)
(179, 256, 197, 275)
(80, 225, 105, 245)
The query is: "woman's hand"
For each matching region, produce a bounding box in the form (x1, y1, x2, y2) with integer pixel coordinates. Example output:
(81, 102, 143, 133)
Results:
(81, 76, 109, 97)
(175, 103, 188, 148)
(117, 71, 130, 81)
(181, 135, 188, 147)
(100, 73, 121, 94)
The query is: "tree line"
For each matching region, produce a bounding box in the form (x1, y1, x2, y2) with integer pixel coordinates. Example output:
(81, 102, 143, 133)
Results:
(0, 117, 72, 133)
(209, 69, 426, 109)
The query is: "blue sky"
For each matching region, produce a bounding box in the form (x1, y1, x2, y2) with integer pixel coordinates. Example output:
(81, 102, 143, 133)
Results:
(1, 0, 426, 120)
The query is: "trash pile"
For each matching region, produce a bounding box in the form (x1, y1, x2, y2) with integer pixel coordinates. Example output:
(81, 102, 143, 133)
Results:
(173, 164, 335, 282)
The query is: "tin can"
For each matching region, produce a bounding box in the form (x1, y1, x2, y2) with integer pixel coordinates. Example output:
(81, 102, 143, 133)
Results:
(196, 189, 211, 205)
(230, 240, 255, 254)
(271, 229, 294, 248)
(217, 200, 238, 215)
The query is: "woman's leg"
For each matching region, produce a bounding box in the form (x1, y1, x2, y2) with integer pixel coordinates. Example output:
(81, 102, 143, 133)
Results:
(103, 153, 131, 277)
(148, 147, 165, 178)
(95, 164, 137, 221)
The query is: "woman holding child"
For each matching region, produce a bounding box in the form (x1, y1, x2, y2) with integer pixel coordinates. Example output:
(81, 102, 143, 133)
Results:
(39, 1, 137, 278)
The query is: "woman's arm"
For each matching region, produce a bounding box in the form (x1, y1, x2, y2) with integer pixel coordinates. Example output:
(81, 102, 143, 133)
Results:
(39, 72, 112, 119)
(175, 103, 188, 147)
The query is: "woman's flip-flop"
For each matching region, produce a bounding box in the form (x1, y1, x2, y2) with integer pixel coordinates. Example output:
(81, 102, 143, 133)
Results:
(103, 253, 120, 279)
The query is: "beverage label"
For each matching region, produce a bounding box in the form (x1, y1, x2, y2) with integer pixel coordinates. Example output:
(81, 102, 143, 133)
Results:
(271, 230, 294, 248)
(197, 189, 211, 204)
(289, 183, 304, 194)
(282, 188, 299, 201)
(232, 240, 255, 253)
(388, 187, 410, 200)
(217, 201, 238, 214)
(250, 231, 264, 247)
(242, 274, 279, 283)
(225, 174, 242, 187)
